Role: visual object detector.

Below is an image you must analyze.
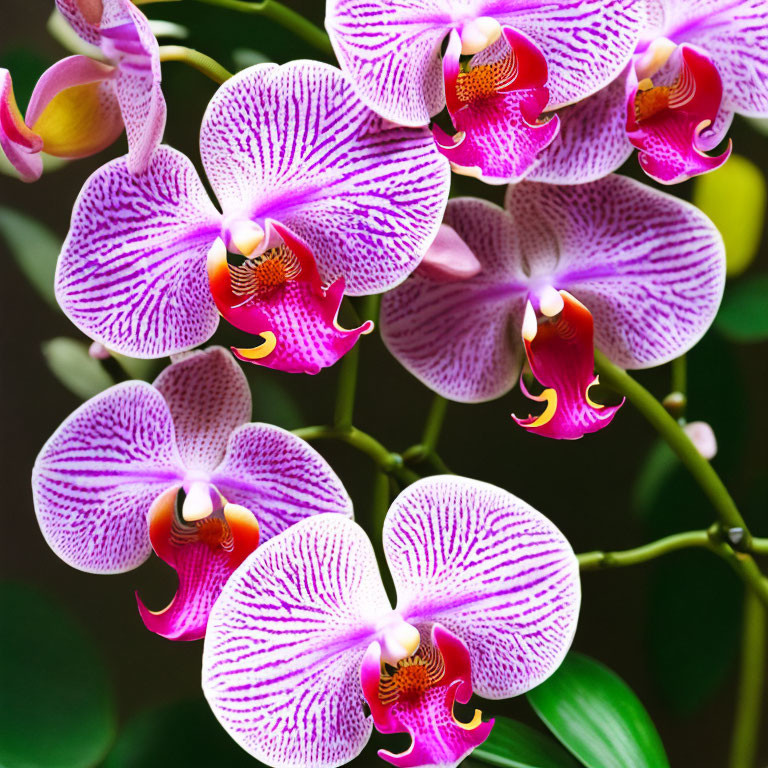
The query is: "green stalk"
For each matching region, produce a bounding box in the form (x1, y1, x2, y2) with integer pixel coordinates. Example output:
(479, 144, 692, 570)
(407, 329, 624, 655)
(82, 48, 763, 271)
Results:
(158, 46, 232, 83)
(188, 0, 333, 56)
(578, 530, 713, 570)
(729, 590, 767, 768)
(595, 351, 750, 546)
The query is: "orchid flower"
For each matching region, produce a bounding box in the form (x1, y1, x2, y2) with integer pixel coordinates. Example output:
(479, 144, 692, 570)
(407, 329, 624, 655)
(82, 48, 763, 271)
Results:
(203, 475, 580, 768)
(326, 0, 644, 183)
(380, 176, 725, 440)
(0, 0, 165, 182)
(54, 61, 449, 374)
(31, 347, 352, 641)
(530, 0, 768, 185)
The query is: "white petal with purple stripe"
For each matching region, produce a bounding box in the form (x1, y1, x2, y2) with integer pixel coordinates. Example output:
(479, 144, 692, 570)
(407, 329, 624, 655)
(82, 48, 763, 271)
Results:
(200, 61, 450, 295)
(203, 515, 391, 768)
(32, 381, 184, 573)
(55, 146, 223, 358)
(386, 476, 581, 699)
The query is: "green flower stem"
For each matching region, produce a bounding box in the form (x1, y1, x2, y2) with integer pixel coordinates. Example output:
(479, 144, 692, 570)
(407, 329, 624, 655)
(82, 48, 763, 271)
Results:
(333, 296, 379, 430)
(578, 530, 714, 570)
(292, 425, 420, 486)
(158, 46, 232, 83)
(188, 0, 334, 56)
(729, 590, 767, 768)
(594, 350, 751, 547)
(671, 353, 687, 398)
(422, 395, 448, 452)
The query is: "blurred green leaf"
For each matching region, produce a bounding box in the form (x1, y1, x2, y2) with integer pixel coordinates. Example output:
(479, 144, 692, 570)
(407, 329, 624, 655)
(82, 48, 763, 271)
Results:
(473, 718, 582, 768)
(631, 439, 677, 517)
(0, 206, 61, 308)
(43, 338, 114, 399)
(637, 454, 742, 714)
(0, 582, 116, 768)
(111, 353, 160, 382)
(693, 154, 766, 278)
(103, 698, 257, 768)
(247, 369, 304, 430)
(716, 274, 768, 342)
(527, 653, 669, 768)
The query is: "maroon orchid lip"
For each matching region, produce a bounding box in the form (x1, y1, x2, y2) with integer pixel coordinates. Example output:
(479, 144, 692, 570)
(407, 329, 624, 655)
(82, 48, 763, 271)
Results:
(32, 347, 353, 641)
(202, 476, 580, 768)
(380, 176, 725, 432)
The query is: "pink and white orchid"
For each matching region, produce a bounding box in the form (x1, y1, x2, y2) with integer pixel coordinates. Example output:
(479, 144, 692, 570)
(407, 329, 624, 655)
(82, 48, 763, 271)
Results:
(0, 0, 165, 182)
(531, 0, 768, 185)
(32, 347, 352, 641)
(326, 0, 644, 183)
(54, 61, 450, 374)
(380, 176, 725, 439)
(203, 475, 580, 768)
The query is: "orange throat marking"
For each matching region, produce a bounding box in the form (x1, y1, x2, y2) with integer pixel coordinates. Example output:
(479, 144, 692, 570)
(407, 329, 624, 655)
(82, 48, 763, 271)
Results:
(378, 646, 446, 705)
(228, 243, 302, 299)
(455, 53, 516, 103)
(634, 80, 673, 122)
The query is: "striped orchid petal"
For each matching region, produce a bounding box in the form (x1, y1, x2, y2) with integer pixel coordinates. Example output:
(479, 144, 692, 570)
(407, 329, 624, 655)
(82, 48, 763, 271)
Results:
(211, 423, 353, 542)
(528, 72, 633, 184)
(199, 61, 450, 296)
(506, 176, 726, 369)
(386, 476, 580, 699)
(32, 381, 183, 574)
(153, 347, 252, 473)
(53, 0, 166, 173)
(203, 514, 392, 768)
(380, 197, 528, 403)
(643, 0, 768, 116)
(203, 477, 580, 767)
(56, 146, 222, 358)
(383, 176, 725, 415)
(326, 0, 643, 127)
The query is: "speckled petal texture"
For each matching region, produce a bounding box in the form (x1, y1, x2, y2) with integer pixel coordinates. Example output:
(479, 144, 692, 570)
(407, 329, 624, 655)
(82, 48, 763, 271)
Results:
(211, 424, 353, 542)
(380, 197, 527, 403)
(203, 515, 392, 768)
(32, 382, 183, 574)
(199, 61, 450, 295)
(153, 347, 251, 472)
(55, 146, 222, 357)
(506, 176, 726, 368)
(385, 476, 580, 700)
(528, 72, 633, 184)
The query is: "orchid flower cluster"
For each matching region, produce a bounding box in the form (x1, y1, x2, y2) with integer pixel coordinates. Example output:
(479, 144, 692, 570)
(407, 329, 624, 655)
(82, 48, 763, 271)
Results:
(4, 0, 766, 765)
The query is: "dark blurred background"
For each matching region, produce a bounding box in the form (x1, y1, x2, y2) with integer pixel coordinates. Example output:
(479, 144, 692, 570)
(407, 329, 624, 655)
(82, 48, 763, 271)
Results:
(1, 1, 768, 766)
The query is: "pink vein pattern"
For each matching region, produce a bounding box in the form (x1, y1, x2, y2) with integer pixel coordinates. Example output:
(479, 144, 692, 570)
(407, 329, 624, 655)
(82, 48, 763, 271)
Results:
(200, 61, 450, 295)
(385, 476, 580, 699)
(203, 515, 391, 768)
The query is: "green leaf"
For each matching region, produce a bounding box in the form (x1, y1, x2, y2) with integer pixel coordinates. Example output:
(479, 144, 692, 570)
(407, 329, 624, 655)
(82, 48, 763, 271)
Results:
(103, 698, 257, 767)
(692, 153, 766, 278)
(0, 206, 61, 308)
(715, 274, 768, 342)
(527, 653, 669, 768)
(0, 582, 116, 768)
(473, 718, 582, 768)
(43, 338, 114, 399)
